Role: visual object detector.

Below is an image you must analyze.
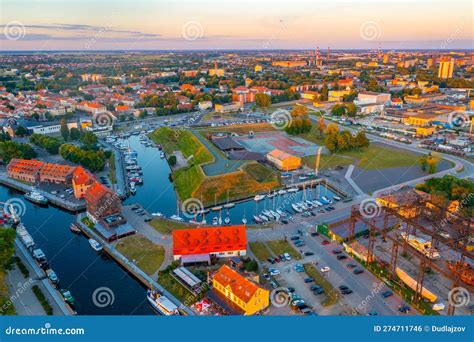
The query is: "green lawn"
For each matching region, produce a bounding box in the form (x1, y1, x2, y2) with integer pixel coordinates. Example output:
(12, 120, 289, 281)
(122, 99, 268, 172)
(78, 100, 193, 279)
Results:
(302, 154, 354, 170)
(148, 218, 192, 235)
(157, 271, 194, 303)
(342, 145, 421, 170)
(266, 240, 302, 260)
(249, 242, 272, 261)
(243, 162, 280, 183)
(304, 264, 339, 306)
(115, 234, 165, 275)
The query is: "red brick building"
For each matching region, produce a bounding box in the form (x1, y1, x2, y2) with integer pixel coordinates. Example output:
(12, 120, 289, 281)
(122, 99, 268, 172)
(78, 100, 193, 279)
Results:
(85, 182, 124, 227)
(6, 159, 44, 183)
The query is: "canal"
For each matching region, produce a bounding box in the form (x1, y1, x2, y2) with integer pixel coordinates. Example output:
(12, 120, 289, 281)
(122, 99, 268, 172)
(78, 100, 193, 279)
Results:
(1, 134, 337, 315)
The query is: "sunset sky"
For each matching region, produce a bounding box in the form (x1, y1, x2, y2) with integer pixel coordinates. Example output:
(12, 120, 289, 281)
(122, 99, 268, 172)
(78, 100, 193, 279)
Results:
(1, 0, 472, 51)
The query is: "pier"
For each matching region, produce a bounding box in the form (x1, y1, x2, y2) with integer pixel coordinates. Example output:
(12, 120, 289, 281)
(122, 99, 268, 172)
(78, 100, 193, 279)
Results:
(75, 214, 194, 316)
(0, 174, 85, 212)
(100, 140, 129, 198)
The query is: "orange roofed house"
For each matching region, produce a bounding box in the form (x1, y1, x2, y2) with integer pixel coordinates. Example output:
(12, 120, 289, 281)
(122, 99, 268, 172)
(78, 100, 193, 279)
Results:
(173, 225, 246, 265)
(72, 166, 95, 199)
(38, 163, 75, 184)
(211, 264, 269, 315)
(266, 149, 301, 171)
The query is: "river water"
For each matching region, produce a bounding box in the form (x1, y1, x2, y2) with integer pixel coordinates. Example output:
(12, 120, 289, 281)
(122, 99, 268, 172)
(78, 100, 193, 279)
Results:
(3, 134, 337, 315)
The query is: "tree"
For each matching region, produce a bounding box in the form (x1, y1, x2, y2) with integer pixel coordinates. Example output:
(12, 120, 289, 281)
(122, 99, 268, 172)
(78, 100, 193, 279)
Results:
(325, 123, 339, 136)
(255, 93, 271, 108)
(14, 126, 28, 137)
(139, 109, 148, 119)
(60, 118, 69, 141)
(419, 155, 428, 172)
(69, 127, 81, 140)
(320, 83, 328, 101)
(317, 116, 325, 137)
(168, 155, 177, 167)
(80, 131, 98, 149)
(0, 141, 37, 163)
(331, 104, 346, 116)
(354, 131, 369, 148)
(345, 103, 357, 117)
(285, 105, 312, 135)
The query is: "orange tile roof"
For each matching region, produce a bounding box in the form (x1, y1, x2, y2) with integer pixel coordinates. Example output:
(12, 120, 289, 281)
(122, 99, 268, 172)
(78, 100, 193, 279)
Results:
(7, 159, 44, 174)
(39, 163, 75, 178)
(213, 265, 259, 303)
(267, 149, 296, 161)
(173, 225, 246, 256)
(72, 166, 94, 185)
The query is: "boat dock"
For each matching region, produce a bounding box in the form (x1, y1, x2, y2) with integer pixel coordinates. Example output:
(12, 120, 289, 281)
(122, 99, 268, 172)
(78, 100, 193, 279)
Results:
(0, 174, 85, 212)
(75, 214, 194, 316)
(100, 140, 129, 198)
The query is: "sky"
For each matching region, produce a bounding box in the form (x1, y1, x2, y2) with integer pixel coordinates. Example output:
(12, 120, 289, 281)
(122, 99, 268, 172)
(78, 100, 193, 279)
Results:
(0, 0, 472, 51)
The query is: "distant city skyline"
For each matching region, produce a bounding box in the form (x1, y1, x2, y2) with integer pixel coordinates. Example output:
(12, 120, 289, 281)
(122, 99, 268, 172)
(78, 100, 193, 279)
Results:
(1, 0, 472, 51)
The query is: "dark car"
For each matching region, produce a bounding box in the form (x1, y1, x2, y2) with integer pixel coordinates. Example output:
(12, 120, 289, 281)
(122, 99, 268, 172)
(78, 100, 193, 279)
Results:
(310, 232, 319, 237)
(336, 254, 347, 260)
(399, 305, 410, 313)
(332, 249, 342, 254)
(281, 219, 289, 224)
(347, 263, 357, 268)
(313, 288, 324, 295)
(381, 290, 393, 298)
(267, 258, 275, 264)
(341, 289, 353, 295)
(310, 285, 321, 291)
(321, 240, 330, 245)
(287, 287, 295, 293)
(338, 285, 349, 291)
(290, 235, 300, 241)
(353, 269, 364, 274)
(304, 277, 314, 283)
(304, 251, 314, 256)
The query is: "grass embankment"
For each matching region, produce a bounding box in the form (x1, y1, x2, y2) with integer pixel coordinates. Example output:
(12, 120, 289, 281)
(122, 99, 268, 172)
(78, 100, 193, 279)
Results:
(116, 234, 165, 275)
(0, 272, 16, 315)
(303, 264, 339, 306)
(202, 122, 277, 135)
(149, 218, 193, 234)
(249, 242, 273, 261)
(266, 240, 301, 260)
(150, 127, 280, 206)
(32, 285, 53, 315)
(108, 154, 117, 184)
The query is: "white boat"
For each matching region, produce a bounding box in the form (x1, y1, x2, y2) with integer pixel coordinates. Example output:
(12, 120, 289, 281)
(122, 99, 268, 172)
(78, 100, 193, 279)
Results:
(305, 200, 314, 208)
(322, 196, 333, 204)
(333, 196, 342, 201)
(299, 202, 308, 210)
(160, 152, 165, 159)
(212, 217, 219, 225)
(146, 290, 179, 316)
(259, 215, 269, 222)
(278, 189, 287, 195)
(276, 209, 287, 217)
(292, 203, 303, 213)
(218, 216, 222, 225)
(252, 215, 262, 224)
(211, 206, 223, 211)
(254, 194, 265, 201)
(267, 191, 276, 198)
(25, 191, 48, 205)
(262, 210, 274, 219)
(313, 200, 323, 207)
(170, 215, 184, 222)
(129, 186, 136, 195)
(151, 212, 164, 217)
(88, 239, 103, 252)
(287, 187, 299, 193)
(224, 216, 231, 225)
(223, 203, 235, 209)
(270, 210, 280, 220)
(242, 217, 248, 224)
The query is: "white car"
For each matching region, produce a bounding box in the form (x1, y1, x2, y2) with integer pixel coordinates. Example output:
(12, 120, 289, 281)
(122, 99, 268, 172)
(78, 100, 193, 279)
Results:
(269, 268, 280, 276)
(283, 253, 292, 261)
(320, 266, 331, 273)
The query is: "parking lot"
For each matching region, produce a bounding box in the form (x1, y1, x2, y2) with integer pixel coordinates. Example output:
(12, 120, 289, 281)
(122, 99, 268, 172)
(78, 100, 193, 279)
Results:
(255, 224, 418, 316)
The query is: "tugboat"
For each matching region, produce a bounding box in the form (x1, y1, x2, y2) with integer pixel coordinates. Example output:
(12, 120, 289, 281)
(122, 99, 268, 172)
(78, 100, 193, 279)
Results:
(88, 239, 103, 252)
(146, 289, 179, 315)
(24, 190, 48, 205)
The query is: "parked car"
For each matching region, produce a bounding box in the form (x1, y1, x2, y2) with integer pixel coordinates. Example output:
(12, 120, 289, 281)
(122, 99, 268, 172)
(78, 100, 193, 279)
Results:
(381, 290, 393, 298)
(321, 240, 330, 245)
(283, 253, 292, 261)
(398, 305, 410, 313)
(290, 235, 300, 241)
(304, 251, 314, 256)
(353, 269, 364, 274)
(304, 277, 314, 283)
(267, 257, 276, 264)
(269, 281, 278, 289)
(346, 263, 357, 268)
(320, 266, 331, 273)
(263, 273, 270, 280)
(336, 254, 347, 260)
(332, 249, 342, 254)
(310, 232, 319, 237)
